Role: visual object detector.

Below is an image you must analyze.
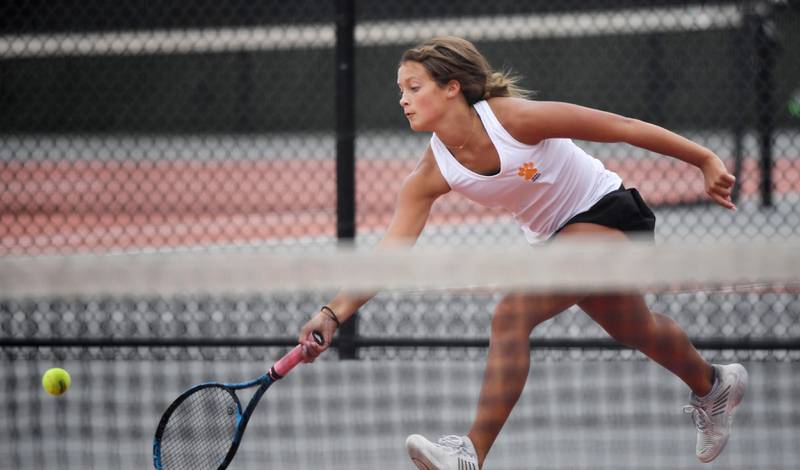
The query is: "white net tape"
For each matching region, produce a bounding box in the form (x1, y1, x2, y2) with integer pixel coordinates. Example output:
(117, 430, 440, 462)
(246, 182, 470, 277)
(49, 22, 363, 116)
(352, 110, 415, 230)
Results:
(2, 239, 799, 299)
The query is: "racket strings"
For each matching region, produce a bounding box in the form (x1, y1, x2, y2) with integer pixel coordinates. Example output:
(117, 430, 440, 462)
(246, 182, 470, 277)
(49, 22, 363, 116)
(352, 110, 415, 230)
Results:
(159, 387, 240, 470)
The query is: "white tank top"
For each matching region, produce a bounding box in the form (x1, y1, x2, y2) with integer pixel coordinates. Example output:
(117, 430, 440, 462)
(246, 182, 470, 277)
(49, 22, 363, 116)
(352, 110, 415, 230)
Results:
(430, 100, 622, 244)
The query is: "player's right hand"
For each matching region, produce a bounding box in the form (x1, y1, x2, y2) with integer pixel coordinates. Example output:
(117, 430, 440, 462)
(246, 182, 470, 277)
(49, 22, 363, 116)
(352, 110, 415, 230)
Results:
(298, 310, 336, 362)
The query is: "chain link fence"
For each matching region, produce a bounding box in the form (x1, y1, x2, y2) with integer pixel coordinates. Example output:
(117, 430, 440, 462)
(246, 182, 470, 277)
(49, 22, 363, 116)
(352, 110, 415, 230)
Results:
(1, 3, 799, 467)
(1, 0, 798, 254)
(3, 0, 797, 325)
(2, 0, 798, 347)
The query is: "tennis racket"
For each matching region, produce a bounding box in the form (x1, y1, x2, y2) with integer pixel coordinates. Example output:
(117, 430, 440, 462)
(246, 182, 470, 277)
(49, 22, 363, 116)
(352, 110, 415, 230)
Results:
(152, 332, 324, 470)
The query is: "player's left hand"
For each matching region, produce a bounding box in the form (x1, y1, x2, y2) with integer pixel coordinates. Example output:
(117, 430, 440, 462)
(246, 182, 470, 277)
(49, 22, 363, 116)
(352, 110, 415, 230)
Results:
(701, 155, 736, 210)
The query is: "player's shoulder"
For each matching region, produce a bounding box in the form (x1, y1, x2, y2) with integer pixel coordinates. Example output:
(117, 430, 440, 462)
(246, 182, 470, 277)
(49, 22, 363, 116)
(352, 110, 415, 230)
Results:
(404, 145, 450, 198)
(485, 97, 553, 144)
(486, 97, 556, 122)
(414, 144, 436, 172)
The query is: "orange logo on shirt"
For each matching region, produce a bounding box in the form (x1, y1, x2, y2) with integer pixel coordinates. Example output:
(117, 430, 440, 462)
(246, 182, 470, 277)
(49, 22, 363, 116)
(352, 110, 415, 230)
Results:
(517, 162, 541, 182)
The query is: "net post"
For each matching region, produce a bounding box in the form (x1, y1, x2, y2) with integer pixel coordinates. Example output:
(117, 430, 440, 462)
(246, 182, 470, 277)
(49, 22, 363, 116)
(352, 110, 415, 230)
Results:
(335, 0, 359, 360)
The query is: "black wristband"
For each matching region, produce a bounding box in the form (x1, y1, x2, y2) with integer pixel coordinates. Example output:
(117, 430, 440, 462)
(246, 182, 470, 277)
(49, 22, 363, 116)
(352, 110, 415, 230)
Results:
(321, 306, 341, 327)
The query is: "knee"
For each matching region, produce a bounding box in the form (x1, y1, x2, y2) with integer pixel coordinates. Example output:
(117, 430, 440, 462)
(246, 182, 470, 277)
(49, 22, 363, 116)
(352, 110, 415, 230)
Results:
(491, 294, 539, 337)
(608, 324, 650, 349)
(608, 314, 677, 350)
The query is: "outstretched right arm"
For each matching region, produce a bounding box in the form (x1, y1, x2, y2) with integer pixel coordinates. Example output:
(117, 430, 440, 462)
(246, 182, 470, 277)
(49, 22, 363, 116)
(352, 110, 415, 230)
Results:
(298, 147, 450, 358)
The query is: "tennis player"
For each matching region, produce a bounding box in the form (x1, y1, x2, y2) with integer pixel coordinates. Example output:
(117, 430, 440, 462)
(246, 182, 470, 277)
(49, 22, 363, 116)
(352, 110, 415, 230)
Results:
(299, 36, 748, 468)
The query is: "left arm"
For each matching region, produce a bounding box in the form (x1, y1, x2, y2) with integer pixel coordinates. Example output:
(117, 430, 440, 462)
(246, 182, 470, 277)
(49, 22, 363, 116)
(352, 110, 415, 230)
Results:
(495, 99, 736, 210)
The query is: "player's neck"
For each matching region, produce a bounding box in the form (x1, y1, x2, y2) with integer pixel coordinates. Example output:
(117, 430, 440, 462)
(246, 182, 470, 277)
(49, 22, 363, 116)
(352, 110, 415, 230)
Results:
(436, 106, 476, 151)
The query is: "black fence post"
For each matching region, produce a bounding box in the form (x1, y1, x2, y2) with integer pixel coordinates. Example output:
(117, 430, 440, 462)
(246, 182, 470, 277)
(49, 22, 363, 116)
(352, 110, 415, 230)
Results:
(335, 0, 358, 359)
(731, 5, 750, 205)
(753, 6, 777, 208)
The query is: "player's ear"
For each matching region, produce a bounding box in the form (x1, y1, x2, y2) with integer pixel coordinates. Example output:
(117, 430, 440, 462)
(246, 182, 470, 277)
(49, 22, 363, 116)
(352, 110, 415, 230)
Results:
(445, 79, 461, 98)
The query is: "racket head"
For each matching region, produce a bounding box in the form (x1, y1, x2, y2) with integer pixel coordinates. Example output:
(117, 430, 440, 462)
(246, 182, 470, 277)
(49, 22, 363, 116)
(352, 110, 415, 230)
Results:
(153, 383, 243, 470)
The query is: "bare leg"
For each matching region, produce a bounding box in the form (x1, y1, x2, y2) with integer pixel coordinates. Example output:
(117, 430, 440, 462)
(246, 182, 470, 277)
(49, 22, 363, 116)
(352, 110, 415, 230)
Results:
(579, 293, 713, 396)
(466, 223, 713, 467)
(467, 292, 583, 467)
(563, 223, 714, 395)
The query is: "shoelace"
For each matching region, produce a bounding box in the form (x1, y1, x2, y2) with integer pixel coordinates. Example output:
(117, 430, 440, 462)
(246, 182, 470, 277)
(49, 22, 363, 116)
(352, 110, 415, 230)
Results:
(683, 405, 720, 438)
(437, 435, 474, 459)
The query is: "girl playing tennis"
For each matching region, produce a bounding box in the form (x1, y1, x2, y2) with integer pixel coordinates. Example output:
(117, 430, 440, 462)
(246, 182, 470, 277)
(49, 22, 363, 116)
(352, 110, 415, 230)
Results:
(298, 36, 747, 469)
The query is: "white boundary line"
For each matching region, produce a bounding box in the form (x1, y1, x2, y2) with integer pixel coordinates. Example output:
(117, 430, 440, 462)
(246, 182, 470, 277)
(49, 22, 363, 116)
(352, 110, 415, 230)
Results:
(0, 5, 742, 58)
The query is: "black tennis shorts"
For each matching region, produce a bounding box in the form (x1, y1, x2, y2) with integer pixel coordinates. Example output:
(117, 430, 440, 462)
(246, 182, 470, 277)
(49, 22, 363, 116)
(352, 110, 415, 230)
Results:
(554, 185, 656, 240)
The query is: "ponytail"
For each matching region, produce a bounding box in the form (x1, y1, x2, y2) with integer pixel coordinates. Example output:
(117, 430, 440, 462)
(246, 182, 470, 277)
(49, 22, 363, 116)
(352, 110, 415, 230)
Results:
(484, 70, 533, 100)
(401, 36, 533, 105)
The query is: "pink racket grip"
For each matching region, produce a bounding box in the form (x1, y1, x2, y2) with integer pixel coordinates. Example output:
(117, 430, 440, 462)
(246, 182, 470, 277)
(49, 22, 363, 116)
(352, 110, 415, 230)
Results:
(272, 331, 324, 378)
(272, 345, 305, 377)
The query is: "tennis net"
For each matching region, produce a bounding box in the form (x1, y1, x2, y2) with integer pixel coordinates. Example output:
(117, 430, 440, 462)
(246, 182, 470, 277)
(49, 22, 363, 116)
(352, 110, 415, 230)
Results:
(1, 240, 799, 470)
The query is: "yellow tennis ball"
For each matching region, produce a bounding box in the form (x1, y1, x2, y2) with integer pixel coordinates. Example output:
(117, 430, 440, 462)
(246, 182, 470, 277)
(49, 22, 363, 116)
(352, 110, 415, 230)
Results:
(42, 367, 71, 396)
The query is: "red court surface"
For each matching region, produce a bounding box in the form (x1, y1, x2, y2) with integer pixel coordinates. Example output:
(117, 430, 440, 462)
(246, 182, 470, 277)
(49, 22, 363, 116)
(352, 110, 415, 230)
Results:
(1, 156, 798, 254)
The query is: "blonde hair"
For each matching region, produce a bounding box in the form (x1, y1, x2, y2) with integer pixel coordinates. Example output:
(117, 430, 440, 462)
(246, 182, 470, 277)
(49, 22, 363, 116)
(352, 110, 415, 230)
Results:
(400, 36, 532, 104)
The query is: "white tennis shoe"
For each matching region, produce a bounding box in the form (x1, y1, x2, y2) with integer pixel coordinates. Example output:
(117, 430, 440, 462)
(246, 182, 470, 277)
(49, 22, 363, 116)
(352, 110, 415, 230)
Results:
(406, 434, 479, 470)
(683, 363, 748, 463)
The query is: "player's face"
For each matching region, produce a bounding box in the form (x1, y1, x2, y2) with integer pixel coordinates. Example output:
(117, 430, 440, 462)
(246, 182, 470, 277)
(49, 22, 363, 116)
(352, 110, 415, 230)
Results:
(397, 61, 451, 132)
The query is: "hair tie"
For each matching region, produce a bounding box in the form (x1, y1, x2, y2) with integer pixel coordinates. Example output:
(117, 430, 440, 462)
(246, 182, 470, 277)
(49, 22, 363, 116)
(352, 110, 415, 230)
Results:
(321, 306, 341, 327)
